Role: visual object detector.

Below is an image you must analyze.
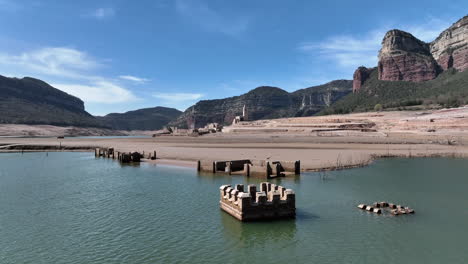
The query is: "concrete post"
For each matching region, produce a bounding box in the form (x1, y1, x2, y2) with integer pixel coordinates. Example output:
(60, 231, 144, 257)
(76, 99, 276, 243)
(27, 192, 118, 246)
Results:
(295, 160, 301, 175)
(237, 193, 251, 210)
(256, 192, 267, 204)
(244, 163, 250, 177)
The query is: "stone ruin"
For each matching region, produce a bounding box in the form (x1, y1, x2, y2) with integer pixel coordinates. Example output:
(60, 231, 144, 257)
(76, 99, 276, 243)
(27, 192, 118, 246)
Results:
(232, 104, 248, 125)
(357, 201, 415, 216)
(198, 159, 300, 178)
(220, 183, 296, 221)
(95, 147, 146, 163)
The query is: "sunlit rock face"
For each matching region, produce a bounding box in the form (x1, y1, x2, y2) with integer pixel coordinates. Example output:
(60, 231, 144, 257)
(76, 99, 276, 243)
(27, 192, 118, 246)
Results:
(430, 16, 468, 72)
(378, 30, 439, 82)
(353, 66, 374, 93)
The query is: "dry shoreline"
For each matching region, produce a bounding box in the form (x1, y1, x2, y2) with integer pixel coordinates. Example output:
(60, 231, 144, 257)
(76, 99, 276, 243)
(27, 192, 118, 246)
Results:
(2, 108, 468, 171)
(1, 135, 467, 172)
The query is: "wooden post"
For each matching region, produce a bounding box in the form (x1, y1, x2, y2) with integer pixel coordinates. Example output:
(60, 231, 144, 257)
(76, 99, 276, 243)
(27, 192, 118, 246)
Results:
(153, 151, 157, 160)
(197, 160, 201, 172)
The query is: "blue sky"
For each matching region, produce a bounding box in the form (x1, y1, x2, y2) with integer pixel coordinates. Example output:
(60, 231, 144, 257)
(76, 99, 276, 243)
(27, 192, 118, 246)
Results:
(0, 0, 466, 115)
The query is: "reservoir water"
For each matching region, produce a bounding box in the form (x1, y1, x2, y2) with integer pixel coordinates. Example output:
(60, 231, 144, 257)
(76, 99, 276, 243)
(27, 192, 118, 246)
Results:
(0, 152, 467, 263)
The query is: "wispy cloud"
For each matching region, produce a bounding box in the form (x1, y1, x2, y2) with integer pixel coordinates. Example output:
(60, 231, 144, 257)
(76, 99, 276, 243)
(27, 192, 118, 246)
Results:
(298, 17, 451, 70)
(52, 81, 138, 104)
(89, 7, 115, 20)
(0, 47, 100, 79)
(175, 0, 249, 37)
(152, 92, 203, 102)
(152, 92, 204, 110)
(0, 47, 138, 105)
(119, 75, 150, 83)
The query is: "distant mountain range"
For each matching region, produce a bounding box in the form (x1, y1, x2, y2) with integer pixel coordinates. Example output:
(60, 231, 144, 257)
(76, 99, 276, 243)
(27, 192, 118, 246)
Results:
(169, 80, 352, 128)
(97, 107, 182, 130)
(0, 75, 182, 130)
(0, 74, 353, 130)
(1, 16, 467, 131)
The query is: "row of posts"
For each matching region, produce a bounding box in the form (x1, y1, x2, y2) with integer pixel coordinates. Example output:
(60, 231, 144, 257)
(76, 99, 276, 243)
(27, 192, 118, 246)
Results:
(95, 147, 157, 163)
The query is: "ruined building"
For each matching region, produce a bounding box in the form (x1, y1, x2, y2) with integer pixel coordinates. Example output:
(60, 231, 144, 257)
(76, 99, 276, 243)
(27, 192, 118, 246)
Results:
(220, 183, 296, 221)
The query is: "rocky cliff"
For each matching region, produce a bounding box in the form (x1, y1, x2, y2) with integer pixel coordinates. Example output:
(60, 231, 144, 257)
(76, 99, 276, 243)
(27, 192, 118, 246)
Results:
(0, 75, 103, 127)
(353, 67, 375, 93)
(377, 30, 439, 82)
(352, 16, 468, 92)
(169, 80, 352, 128)
(430, 16, 468, 71)
(98, 107, 182, 131)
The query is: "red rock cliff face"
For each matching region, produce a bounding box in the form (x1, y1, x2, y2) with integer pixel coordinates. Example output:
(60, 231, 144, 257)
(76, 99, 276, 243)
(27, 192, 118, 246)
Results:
(430, 16, 468, 72)
(353, 67, 373, 93)
(378, 30, 439, 82)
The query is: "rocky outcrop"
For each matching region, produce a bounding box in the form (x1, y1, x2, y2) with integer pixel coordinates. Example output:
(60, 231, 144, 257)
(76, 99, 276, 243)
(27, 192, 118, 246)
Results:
(0, 75, 104, 127)
(378, 30, 439, 82)
(353, 67, 374, 92)
(430, 16, 468, 71)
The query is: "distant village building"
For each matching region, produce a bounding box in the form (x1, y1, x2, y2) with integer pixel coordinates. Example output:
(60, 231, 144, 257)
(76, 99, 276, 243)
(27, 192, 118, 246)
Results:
(232, 104, 248, 125)
(186, 107, 196, 130)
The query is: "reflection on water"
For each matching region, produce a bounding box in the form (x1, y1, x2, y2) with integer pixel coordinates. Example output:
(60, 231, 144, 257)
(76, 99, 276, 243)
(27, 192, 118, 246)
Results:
(220, 210, 297, 245)
(1, 153, 468, 264)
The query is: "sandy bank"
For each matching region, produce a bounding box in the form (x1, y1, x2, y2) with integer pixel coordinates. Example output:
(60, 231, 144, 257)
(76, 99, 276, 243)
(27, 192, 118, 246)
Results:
(2, 109, 468, 171)
(1, 135, 467, 171)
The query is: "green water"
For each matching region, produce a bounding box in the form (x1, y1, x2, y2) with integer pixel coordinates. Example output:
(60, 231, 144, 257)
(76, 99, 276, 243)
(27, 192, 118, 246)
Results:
(0, 152, 467, 264)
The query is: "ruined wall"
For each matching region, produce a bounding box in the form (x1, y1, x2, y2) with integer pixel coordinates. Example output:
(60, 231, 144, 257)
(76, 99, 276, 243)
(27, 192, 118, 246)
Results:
(220, 183, 295, 221)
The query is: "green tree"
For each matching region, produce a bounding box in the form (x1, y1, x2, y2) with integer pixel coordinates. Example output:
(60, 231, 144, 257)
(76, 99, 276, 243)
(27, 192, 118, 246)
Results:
(374, 104, 383, 112)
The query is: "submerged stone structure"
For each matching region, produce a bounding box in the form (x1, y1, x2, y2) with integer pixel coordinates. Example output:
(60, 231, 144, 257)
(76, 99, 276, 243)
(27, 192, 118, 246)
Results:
(220, 183, 296, 221)
(95, 147, 147, 163)
(198, 159, 300, 178)
(357, 201, 415, 216)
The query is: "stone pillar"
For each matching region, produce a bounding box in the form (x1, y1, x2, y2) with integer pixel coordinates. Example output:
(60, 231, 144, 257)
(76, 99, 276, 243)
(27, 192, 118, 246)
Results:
(237, 193, 251, 210)
(256, 192, 267, 204)
(285, 189, 295, 206)
(266, 162, 272, 178)
(225, 187, 233, 200)
(271, 191, 281, 205)
(220, 185, 230, 200)
(275, 163, 281, 177)
(230, 189, 239, 202)
(295, 160, 301, 175)
(244, 163, 250, 177)
(248, 185, 257, 201)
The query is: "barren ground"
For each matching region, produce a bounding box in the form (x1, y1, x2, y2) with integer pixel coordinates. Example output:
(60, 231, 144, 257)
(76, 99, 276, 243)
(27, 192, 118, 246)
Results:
(1, 108, 468, 171)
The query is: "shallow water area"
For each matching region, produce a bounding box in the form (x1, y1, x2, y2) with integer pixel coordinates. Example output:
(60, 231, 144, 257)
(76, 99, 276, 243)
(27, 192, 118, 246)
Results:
(0, 152, 467, 263)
